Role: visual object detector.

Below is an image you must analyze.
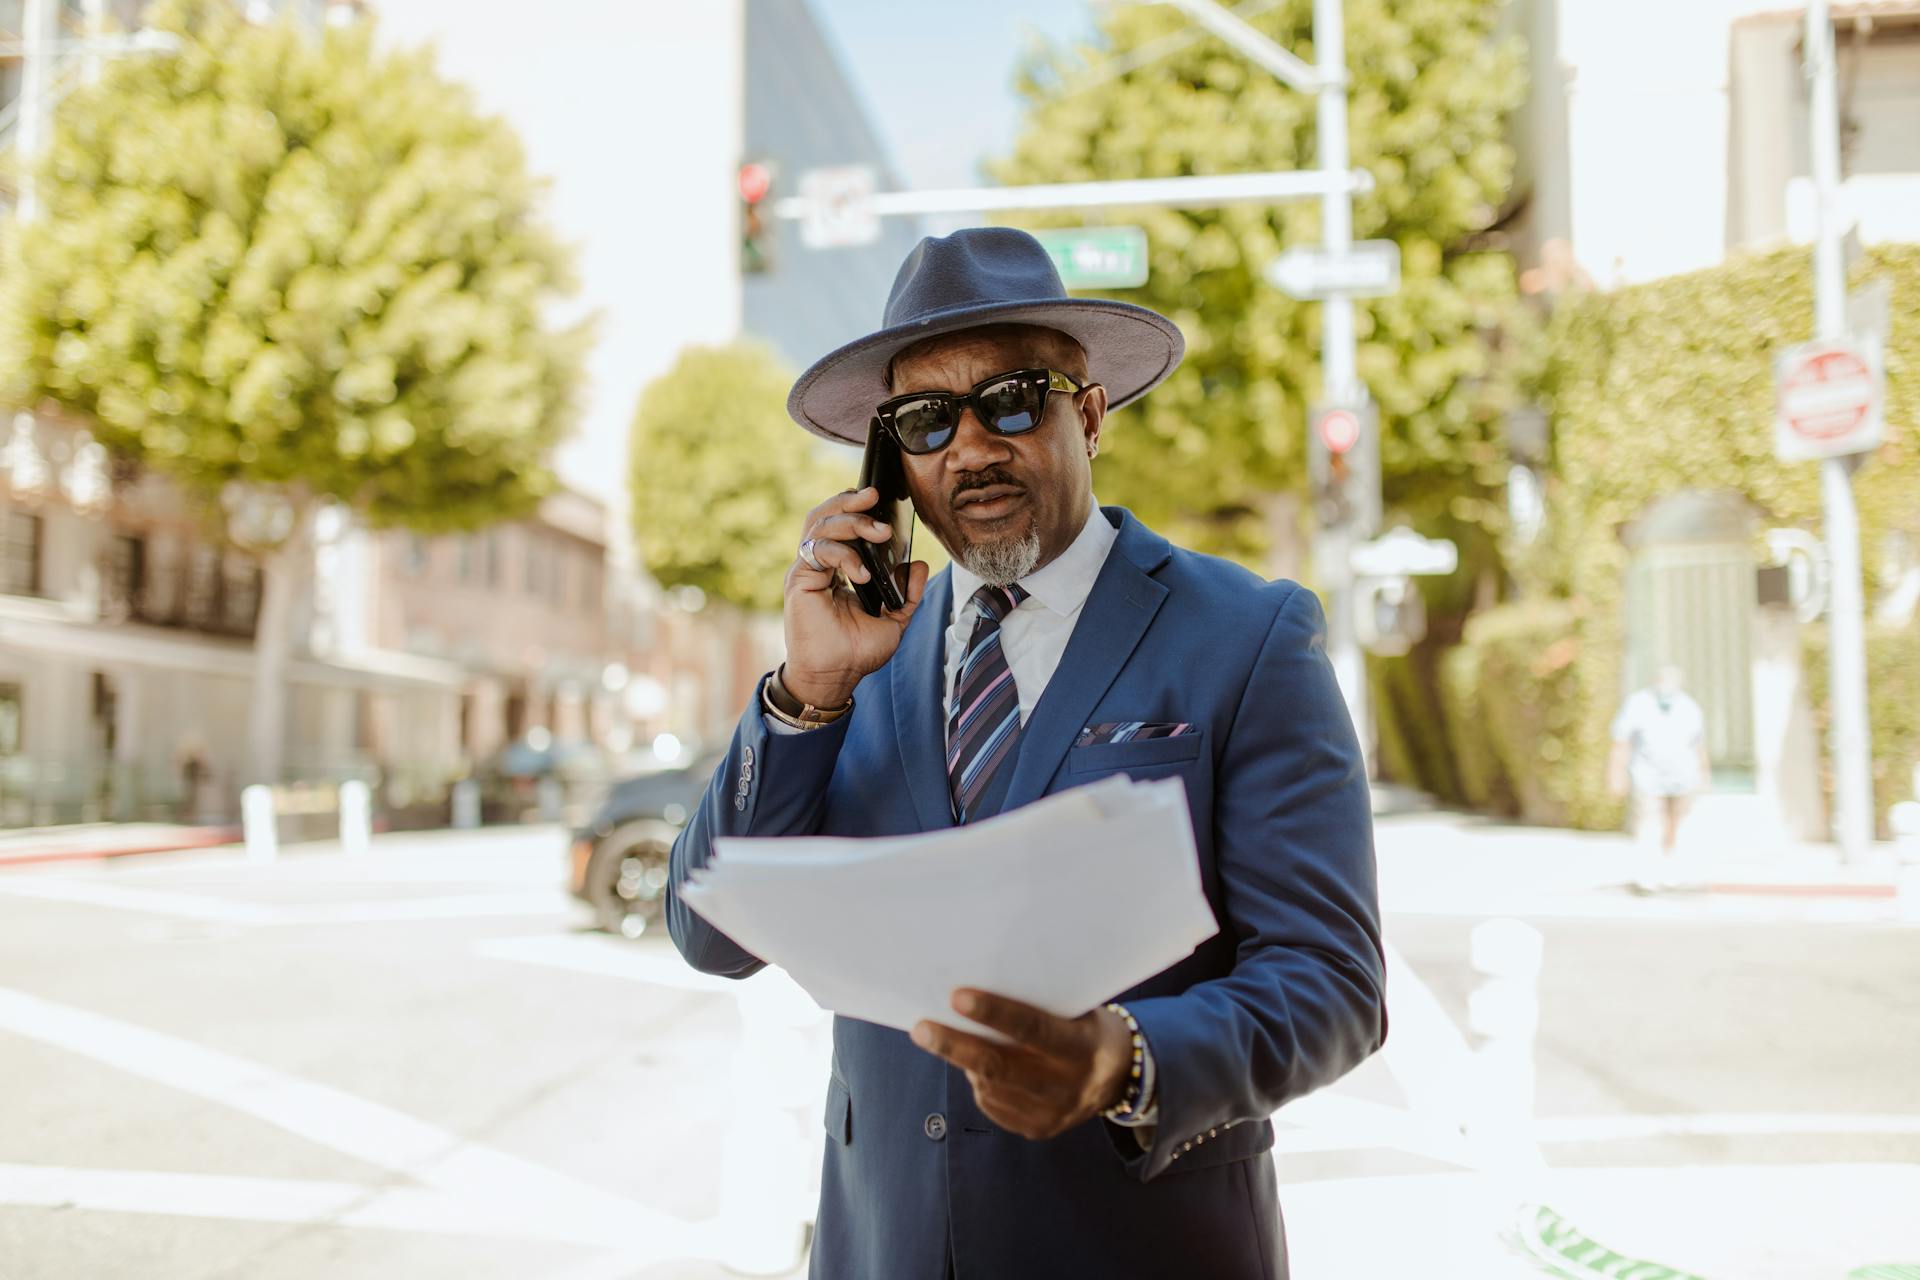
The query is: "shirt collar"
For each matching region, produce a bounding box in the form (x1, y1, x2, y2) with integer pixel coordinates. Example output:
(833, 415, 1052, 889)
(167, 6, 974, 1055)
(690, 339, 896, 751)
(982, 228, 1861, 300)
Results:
(949, 500, 1117, 625)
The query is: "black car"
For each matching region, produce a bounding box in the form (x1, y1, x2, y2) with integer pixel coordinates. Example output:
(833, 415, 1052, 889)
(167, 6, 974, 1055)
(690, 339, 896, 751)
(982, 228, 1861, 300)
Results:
(567, 753, 722, 938)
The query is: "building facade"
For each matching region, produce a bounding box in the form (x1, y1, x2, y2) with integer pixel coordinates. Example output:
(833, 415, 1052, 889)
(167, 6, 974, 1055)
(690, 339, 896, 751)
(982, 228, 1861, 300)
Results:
(1508, 0, 1920, 288)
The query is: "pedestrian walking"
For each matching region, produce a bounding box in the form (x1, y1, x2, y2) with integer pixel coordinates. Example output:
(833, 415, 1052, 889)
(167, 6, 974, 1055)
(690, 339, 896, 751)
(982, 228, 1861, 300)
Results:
(1608, 665, 1712, 892)
(665, 227, 1385, 1279)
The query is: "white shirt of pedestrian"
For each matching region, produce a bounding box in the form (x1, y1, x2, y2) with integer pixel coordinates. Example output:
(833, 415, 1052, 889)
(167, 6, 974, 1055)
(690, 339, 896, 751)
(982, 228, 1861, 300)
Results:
(944, 500, 1118, 724)
(1611, 688, 1706, 796)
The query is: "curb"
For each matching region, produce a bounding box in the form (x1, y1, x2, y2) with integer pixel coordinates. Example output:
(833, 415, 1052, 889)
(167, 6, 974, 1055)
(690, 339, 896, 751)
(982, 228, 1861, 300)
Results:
(0, 829, 241, 870)
(1702, 880, 1898, 899)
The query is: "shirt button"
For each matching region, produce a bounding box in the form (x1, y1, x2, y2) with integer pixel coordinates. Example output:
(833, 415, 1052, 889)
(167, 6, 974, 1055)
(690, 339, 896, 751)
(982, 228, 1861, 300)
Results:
(923, 1113, 947, 1141)
(742, 745, 755, 765)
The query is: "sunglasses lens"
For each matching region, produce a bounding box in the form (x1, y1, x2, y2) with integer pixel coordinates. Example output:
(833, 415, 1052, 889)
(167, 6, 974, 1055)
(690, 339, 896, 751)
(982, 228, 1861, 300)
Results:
(976, 374, 1045, 435)
(888, 397, 957, 454)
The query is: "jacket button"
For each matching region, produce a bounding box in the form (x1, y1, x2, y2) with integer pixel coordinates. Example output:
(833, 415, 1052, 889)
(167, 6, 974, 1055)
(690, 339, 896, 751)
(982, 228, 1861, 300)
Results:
(923, 1113, 947, 1141)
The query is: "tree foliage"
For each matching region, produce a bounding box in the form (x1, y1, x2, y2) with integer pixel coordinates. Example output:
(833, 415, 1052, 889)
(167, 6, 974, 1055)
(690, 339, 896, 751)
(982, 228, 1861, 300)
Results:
(0, 0, 586, 530)
(629, 342, 846, 613)
(993, 0, 1532, 563)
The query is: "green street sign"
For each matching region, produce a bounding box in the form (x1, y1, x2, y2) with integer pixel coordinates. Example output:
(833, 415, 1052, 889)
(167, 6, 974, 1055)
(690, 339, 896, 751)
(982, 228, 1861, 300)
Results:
(1032, 226, 1149, 289)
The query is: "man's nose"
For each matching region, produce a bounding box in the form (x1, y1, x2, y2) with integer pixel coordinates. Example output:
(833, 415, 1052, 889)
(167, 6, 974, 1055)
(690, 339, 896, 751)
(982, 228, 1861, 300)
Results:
(943, 405, 1010, 473)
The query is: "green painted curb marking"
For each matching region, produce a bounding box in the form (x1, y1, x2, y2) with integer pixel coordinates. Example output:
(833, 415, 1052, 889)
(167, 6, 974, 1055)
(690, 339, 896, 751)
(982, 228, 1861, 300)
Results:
(1506, 1204, 1706, 1280)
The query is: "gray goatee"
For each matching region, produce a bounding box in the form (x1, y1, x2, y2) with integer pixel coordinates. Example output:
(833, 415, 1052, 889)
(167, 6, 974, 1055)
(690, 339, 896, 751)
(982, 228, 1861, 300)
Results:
(958, 529, 1042, 587)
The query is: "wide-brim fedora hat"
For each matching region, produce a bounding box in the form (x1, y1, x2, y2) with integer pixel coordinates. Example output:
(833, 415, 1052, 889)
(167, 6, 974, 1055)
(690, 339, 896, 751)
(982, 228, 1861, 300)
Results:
(787, 226, 1186, 446)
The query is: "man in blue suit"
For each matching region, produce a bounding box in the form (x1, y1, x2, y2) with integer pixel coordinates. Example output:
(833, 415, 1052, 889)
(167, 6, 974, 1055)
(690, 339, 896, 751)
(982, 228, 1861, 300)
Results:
(668, 227, 1384, 1279)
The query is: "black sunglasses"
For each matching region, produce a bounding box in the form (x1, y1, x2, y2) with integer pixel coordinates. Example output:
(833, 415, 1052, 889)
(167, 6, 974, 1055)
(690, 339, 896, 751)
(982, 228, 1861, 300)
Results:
(874, 367, 1092, 456)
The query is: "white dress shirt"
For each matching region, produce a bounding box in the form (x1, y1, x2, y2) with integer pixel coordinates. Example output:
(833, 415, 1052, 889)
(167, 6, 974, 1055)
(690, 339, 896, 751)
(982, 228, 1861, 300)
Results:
(943, 499, 1117, 723)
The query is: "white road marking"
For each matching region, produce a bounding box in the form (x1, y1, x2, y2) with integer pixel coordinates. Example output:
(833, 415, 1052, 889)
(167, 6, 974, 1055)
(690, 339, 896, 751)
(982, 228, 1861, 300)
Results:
(0, 879, 568, 926)
(0, 987, 709, 1258)
(1533, 1111, 1920, 1142)
(474, 933, 739, 994)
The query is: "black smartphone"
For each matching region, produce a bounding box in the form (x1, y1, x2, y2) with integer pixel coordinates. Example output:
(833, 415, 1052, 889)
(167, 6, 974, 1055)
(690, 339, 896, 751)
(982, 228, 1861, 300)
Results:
(850, 417, 915, 617)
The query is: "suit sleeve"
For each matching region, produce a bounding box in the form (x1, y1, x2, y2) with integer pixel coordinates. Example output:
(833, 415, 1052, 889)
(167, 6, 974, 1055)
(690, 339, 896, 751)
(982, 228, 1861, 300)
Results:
(1121, 584, 1387, 1181)
(665, 673, 852, 978)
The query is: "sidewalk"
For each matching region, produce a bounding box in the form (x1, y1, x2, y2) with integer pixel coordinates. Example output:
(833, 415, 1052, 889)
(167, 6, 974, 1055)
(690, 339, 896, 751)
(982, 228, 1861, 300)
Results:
(1372, 787, 1916, 920)
(0, 822, 240, 869)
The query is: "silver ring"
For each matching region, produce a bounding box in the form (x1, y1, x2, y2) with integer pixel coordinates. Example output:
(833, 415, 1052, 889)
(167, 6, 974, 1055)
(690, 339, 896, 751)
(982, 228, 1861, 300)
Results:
(798, 538, 826, 573)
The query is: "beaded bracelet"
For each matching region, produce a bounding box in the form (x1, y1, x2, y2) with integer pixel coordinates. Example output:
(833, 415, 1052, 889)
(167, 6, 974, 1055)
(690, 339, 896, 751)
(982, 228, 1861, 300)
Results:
(1099, 1001, 1149, 1121)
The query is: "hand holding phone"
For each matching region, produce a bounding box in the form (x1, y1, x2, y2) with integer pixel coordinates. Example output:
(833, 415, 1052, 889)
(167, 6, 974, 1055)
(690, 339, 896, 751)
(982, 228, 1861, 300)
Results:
(779, 424, 926, 710)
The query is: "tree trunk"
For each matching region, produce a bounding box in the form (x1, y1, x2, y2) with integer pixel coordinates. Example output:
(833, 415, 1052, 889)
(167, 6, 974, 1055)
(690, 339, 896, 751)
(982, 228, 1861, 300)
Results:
(244, 506, 314, 789)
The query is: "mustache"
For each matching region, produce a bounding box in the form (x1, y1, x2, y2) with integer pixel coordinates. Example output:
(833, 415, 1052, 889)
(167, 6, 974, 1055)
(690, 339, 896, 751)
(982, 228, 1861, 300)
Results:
(947, 467, 1025, 507)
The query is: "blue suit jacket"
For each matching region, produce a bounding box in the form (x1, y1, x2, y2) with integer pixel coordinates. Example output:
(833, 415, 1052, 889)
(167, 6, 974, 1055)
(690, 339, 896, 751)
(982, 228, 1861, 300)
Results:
(668, 508, 1385, 1280)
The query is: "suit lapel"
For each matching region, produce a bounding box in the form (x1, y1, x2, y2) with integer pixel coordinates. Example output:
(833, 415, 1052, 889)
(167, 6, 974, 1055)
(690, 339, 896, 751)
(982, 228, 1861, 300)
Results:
(996, 510, 1172, 816)
(892, 567, 955, 833)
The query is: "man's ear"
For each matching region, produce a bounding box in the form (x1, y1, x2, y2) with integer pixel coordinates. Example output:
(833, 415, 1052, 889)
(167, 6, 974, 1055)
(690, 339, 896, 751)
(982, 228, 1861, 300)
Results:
(1080, 384, 1108, 458)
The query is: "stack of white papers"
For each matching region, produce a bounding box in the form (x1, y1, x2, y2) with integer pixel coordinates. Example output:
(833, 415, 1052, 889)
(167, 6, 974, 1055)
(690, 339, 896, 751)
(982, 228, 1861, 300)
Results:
(679, 776, 1218, 1037)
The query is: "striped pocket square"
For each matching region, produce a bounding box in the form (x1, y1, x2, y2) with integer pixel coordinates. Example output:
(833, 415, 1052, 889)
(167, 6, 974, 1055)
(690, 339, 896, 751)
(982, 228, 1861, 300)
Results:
(1075, 721, 1194, 747)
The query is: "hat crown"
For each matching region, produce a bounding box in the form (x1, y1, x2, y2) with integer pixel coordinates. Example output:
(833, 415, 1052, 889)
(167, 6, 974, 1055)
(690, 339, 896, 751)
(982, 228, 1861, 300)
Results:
(882, 228, 1068, 329)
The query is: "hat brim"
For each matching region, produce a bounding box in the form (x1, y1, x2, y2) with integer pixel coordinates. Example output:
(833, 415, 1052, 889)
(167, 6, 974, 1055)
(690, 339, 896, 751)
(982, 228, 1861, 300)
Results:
(786, 297, 1186, 446)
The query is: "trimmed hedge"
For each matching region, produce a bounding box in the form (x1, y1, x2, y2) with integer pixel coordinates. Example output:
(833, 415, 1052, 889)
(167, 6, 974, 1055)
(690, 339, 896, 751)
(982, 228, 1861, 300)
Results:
(1429, 600, 1625, 828)
(1804, 624, 1920, 834)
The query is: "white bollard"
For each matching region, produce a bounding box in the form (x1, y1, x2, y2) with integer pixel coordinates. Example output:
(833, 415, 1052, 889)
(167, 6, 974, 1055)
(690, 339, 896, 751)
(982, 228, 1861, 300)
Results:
(717, 973, 829, 1275)
(451, 779, 481, 830)
(241, 784, 278, 864)
(1466, 917, 1546, 1177)
(339, 780, 372, 857)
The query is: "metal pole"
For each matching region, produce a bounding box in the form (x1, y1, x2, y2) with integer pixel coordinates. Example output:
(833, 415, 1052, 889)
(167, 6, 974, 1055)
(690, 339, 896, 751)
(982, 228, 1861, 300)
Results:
(1806, 0, 1875, 861)
(1313, 0, 1369, 759)
(17, 0, 53, 221)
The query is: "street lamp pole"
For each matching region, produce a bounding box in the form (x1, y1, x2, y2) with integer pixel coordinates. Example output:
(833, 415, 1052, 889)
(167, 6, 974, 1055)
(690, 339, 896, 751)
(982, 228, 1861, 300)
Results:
(1805, 0, 1875, 862)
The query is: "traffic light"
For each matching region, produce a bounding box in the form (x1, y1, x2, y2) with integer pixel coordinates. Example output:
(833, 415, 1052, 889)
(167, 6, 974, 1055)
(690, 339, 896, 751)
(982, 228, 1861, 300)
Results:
(1307, 399, 1381, 535)
(739, 160, 775, 274)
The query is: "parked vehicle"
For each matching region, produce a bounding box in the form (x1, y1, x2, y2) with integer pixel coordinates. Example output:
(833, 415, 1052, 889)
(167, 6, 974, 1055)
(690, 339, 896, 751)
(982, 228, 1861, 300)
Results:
(568, 753, 723, 938)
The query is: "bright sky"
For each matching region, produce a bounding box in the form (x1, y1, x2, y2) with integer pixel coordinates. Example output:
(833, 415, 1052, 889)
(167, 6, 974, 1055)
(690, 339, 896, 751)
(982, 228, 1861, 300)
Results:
(807, 0, 1099, 190)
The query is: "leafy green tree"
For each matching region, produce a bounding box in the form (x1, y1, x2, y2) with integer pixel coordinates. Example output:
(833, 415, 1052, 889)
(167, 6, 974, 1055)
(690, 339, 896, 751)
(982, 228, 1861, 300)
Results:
(994, 0, 1531, 565)
(629, 342, 850, 613)
(0, 0, 586, 785)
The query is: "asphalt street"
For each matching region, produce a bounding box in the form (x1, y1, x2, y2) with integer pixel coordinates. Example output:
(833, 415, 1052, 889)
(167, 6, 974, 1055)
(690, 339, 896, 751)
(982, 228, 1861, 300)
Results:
(0, 822, 1915, 1279)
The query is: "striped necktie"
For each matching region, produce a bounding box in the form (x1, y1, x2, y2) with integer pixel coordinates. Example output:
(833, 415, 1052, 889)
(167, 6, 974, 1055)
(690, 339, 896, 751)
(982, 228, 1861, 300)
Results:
(946, 583, 1029, 823)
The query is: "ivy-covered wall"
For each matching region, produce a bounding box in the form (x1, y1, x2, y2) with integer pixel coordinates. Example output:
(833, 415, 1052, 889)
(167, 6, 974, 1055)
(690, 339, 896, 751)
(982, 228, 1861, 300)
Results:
(1375, 244, 1920, 831)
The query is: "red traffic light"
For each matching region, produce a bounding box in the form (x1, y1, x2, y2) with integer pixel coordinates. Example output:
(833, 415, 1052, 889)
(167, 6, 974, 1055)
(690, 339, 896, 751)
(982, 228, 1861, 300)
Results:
(1314, 407, 1362, 455)
(738, 161, 772, 205)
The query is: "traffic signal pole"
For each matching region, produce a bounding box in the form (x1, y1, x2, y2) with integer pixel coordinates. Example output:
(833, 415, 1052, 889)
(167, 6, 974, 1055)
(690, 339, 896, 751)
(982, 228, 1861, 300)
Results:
(1310, 0, 1369, 753)
(1806, 0, 1875, 861)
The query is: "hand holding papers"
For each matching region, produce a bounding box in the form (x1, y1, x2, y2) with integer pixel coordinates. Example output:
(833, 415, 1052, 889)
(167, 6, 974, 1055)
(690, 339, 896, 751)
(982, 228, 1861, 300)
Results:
(678, 776, 1218, 1037)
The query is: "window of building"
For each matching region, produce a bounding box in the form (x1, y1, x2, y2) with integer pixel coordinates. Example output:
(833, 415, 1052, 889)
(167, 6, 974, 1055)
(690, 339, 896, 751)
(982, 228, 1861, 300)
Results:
(100, 533, 145, 622)
(141, 535, 181, 623)
(456, 534, 476, 584)
(1, 508, 42, 597)
(0, 682, 22, 755)
(183, 544, 222, 631)
(525, 533, 547, 595)
(404, 533, 430, 577)
(581, 558, 603, 614)
(221, 554, 262, 636)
